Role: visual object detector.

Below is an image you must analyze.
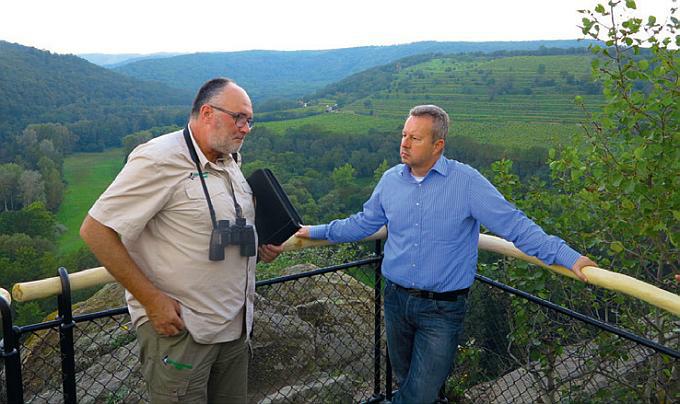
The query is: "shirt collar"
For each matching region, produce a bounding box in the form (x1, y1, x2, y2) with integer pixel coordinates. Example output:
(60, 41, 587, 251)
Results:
(186, 124, 228, 170)
(431, 154, 449, 176)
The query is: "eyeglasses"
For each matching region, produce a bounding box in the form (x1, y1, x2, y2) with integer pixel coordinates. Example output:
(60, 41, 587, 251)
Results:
(208, 104, 254, 129)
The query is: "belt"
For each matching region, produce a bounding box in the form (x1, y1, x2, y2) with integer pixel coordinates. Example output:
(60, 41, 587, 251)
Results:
(394, 283, 469, 301)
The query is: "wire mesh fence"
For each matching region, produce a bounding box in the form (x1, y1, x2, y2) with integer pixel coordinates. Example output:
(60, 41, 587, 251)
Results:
(1, 257, 678, 403)
(15, 312, 144, 403)
(251, 262, 384, 403)
(445, 275, 680, 403)
(1, 257, 385, 404)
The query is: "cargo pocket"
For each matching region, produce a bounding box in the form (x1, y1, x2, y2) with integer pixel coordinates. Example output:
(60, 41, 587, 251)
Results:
(144, 354, 192, 402)
(139, 328, 195, 402)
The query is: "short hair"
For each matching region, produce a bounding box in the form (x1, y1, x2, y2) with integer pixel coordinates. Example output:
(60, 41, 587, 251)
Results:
(191, 77, 233, 117)
(409, 105, 449, 142)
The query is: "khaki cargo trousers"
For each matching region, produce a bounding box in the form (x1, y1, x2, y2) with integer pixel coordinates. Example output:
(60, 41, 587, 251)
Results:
(137, 322, 249, 403)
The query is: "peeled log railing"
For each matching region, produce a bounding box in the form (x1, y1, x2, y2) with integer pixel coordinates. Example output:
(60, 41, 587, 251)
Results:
(0, 288, 10, 305)
(5, 227, 680, 316)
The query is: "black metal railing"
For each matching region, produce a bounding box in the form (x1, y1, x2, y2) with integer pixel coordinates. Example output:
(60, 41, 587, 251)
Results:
(456, 275, 679, 403)
(1, 242, 679, 403)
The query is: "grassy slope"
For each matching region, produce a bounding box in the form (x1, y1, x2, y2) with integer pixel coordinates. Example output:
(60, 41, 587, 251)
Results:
(358, 55, 603, 122)
(56, 148, 124, 254)
(261, 55, 601, 148)
(260, 113, 403, 135)
(259, 112, 580, 148)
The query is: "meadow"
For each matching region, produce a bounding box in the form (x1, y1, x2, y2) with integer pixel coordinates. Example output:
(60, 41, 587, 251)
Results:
(260, 111, 582, 149)
(56, 148, 124, 254)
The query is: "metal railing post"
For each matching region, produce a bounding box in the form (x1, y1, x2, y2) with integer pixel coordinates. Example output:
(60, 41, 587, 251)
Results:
(57, 267, 77, 404)
(371, 239, 384, 402)
(1, 293, 23, 403)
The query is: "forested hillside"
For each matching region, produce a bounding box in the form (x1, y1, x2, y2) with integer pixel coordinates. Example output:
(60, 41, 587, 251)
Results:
(0, 41, 191, 154)
(0, 42, 192, 324)
(113, 40, 597, 101)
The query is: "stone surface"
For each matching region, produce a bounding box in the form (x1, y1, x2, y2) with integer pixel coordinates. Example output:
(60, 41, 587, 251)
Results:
(9, 264, 382, 403)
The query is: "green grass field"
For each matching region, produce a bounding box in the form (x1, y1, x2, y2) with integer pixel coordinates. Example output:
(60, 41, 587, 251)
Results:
(56, 148, 124, 254)
(260, 111, 581, 148)
(260, 113, 404, 135)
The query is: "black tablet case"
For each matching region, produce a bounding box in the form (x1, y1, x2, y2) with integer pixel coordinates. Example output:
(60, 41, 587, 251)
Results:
(247, 169, 303, 245)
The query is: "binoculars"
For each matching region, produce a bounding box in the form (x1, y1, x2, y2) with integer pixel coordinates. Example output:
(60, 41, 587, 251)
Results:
(209, 218, 257, 260)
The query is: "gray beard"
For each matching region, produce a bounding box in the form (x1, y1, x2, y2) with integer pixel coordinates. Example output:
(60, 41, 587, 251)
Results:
(209, 137, 242, 156)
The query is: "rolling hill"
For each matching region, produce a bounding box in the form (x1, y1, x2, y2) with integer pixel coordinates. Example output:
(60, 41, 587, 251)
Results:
(254, 50, 604, 148)
(0, 41, 192, 151)
(112, 40, 598, 102)
(328, 53, 603, 123)
(79, 52, 184, 67)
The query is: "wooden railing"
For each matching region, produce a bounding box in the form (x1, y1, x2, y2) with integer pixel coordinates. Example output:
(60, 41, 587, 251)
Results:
(4, 228, 680, 316)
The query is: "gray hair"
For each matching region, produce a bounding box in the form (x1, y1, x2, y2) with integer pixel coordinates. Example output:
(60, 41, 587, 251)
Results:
(191, 77, 234, 117)
(409, 105, 449, 142)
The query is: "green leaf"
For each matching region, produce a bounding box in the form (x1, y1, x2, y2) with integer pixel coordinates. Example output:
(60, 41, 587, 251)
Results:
(621, 198, 635, 210)
(633, 146, 645, 160)
(595, 4, 605, 13)
(611, 241, 624, 253)
(625, 0, 636, 9)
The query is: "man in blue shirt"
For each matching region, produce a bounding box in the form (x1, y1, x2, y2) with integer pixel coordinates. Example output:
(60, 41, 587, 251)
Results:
(296, 105, 595, 403)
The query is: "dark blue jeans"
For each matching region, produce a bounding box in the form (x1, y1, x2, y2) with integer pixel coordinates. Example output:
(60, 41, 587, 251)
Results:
(384, 279, 468, 404)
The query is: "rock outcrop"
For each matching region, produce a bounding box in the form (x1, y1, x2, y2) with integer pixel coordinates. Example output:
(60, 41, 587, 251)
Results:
(9, 263, 381, 403)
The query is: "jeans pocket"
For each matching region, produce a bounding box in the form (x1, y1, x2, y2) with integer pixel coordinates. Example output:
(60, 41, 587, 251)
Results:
(434, 297, 467, 320)
(383, 280, 394, 297)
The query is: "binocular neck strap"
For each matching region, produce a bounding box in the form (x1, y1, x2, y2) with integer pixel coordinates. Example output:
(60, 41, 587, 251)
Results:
(183, 127, 244, 228)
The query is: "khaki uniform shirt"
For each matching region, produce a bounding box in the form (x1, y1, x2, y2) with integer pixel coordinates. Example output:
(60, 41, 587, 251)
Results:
(89, 128, 257, 344)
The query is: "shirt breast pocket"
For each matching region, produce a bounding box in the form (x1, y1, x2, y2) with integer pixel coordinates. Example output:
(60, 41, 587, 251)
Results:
(183, 176, 229, 219)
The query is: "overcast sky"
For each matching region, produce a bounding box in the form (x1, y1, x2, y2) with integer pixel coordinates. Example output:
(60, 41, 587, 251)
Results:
(0, 0, 674, 55)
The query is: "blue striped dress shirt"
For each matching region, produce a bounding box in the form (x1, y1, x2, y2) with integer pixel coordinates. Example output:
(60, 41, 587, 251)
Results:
(309, 155, 582, 292)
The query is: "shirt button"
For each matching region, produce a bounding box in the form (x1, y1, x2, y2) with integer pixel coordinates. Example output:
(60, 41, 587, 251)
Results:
(412, 264, 416, 267)
(414, 243, 418, 247)
(415, 223, 419, 226)
(416, 203, 420, 206)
